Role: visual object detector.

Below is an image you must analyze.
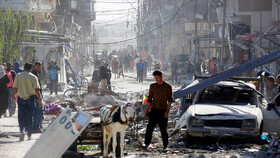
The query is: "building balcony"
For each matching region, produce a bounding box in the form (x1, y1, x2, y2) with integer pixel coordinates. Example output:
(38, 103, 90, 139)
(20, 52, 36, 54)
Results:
(0, 0, 56, 13)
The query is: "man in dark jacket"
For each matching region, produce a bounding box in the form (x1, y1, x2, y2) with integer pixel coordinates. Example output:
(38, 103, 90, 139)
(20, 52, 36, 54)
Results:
(32, 62, 43, 133)
(186, 60, 194, 80)
(100, 63, 108, 90)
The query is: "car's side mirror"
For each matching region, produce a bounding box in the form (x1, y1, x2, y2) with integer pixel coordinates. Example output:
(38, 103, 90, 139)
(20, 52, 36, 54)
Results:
(267, 103, 274, 111)
(185, 98, 193, 104)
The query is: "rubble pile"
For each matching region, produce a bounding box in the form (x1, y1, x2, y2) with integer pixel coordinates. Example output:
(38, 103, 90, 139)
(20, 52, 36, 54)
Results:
(81, 94, 118, 107)
(41, 89, 275, 158)
(266, 137, 280, 157)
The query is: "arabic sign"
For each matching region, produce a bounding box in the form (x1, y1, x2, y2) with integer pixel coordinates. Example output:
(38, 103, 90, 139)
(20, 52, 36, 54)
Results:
(24, 107, 92, 158)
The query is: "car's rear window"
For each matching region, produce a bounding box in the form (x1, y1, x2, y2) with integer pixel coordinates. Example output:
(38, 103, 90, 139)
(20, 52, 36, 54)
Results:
(197, 86, 255, 105)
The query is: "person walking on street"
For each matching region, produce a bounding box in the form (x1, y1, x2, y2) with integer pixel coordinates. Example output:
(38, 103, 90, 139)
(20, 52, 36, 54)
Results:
(130, 59, 135, 73)
(136, 59, 145, 83)
(196, 60, 202, 75)
(143, 59, 148, 78)
(111, 58, 119, 79)
(201, 61, 207, 74)
(106, 65, 112, 91)
(32, 62, 43, 133)
(5, 63, 16, 117)
(171, 59, 178, 83)
(100, 63, 109, 90)
(90, 69, 101, 93)
(48, 60, 60, 95)
(12, 62, 42, 141)
(118, 64, 124, 79)
(123, 55, 130, 73)
(144, 70, 173, 151)
(0, 66, 10, 118)
(186, 60, 194, 80)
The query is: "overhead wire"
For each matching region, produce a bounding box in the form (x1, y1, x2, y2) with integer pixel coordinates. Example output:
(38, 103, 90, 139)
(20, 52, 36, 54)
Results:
(95, 1, 138, 4)
(95, 8, 135, 13)
(80, 0, 191, 45)
(93, 14, 132, 25)
(126, 0, 138, 11)
(96, 12, 136, 16)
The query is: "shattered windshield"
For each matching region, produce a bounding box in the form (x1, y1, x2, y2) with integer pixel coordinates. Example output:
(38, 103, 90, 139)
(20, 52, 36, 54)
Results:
(198, 86, 255, 105)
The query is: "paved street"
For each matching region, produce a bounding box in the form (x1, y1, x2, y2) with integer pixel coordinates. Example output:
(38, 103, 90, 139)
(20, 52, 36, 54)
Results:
(0, 116, 41, 158)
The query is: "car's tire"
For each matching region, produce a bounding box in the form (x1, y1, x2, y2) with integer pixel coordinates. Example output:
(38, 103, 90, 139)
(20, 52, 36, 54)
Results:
(259, 122, 263, 136)
(256, 122, 266, 145)
(186, 133, 195, 146)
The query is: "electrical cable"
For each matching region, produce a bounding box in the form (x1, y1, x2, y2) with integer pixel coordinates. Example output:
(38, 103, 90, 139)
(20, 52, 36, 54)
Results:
(96, 11, 136, 16)
(80, 0, 192, 45)
(67, 44, 95, 64)
(95, 1, 138, 4)
(93, 14, 132, 25)
(126, 0, 138, 11)
(95, 8, 135, 13)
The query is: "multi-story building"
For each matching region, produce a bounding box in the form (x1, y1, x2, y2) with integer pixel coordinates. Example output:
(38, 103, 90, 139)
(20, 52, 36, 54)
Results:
(141, 0, 215, 61)
(141, 0, 279, 70)
(0, 0, 56, 30)
(0, 0, 96, 57)
(54, 0, 96, 57)
(141, 0, 179, 60)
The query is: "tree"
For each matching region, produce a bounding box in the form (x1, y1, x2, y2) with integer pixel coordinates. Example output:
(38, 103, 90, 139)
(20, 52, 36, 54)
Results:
(0, 8, 35, 63)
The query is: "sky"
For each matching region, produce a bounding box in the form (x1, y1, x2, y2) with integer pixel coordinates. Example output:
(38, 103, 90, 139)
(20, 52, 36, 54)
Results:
(93, 0, 138, 50)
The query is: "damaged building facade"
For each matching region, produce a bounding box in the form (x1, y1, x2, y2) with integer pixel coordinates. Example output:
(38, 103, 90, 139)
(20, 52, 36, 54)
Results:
(139, 0, 280, 74)
(0, 0, 97, 88)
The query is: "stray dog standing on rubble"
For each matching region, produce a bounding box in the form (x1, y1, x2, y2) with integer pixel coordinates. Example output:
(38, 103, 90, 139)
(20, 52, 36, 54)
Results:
(144, 70, 173, 151)
(100, 102, 136, 158)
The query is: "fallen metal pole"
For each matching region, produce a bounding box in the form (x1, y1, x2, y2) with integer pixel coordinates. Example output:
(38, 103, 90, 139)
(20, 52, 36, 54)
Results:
(174, 49, 280, 99)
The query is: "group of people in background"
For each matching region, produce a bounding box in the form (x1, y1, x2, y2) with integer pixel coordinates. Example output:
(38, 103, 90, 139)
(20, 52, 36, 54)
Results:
(92, 50, 153, 87)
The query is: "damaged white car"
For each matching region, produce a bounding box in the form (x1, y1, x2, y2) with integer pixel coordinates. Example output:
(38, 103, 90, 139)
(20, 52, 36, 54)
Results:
(176, 80, 270, 141)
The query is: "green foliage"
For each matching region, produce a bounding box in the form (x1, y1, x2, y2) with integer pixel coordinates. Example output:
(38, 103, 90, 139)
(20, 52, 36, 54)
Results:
(77, 145, 95, 151)
(0, 8, 35, 63)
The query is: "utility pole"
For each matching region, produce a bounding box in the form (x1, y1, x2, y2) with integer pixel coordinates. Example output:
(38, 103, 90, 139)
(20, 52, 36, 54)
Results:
(137, 0, 141, 52)
(194, 0, 199, 64)
(208, 0, 212, 60)
(157, 1, 164, 60)
(221, 0, 227, 67)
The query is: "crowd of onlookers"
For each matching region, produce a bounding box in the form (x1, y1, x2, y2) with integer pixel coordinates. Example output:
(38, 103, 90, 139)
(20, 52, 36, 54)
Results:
(91, 50, 154, 90)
